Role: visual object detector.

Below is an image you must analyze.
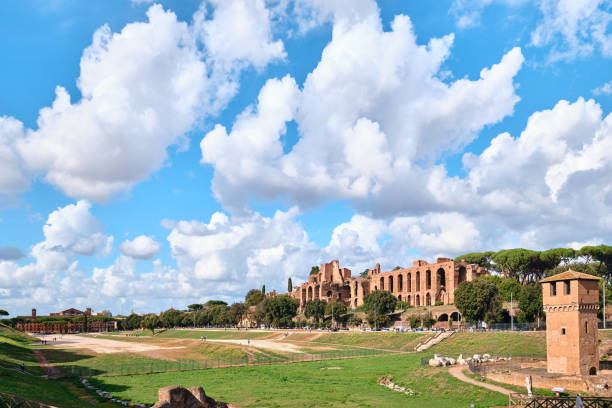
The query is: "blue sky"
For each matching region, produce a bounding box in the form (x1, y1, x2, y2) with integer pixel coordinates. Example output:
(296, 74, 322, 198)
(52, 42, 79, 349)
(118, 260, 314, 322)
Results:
(1, 0, 611, 316)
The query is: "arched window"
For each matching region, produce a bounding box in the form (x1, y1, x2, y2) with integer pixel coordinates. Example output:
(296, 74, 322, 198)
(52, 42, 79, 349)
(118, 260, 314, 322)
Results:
(398, 274, 403, 291)
(458, 267, 467, 284)
(416, 272, 421, 291)
(389, 275, 394, 293)
(407, 273, 412, 292)
(426, 293, 431, 306)
(416, 294, 420, 306)
(380, 277, 384, 291)
(426, 270, 431, 290)
(436, 268, 446, 288)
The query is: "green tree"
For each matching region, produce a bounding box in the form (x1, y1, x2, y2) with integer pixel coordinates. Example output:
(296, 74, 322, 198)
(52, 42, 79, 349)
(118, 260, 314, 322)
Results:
(304, 299, 327, 323)
(409, 314, 421, 329)
(310, 266, 320, 276)
(517, 283, 543, 323)
(480, 275, 522, 302)
(422, 314, 436, 329)
(360, 269, 369, 278)
(143, 314, 159, 334)
(491, 248, 548, 284)
(579, 245, 612, 281)
(363, 291, 397, 329)
(347, 315, 363, 327)
(204, 300, 228, 307)
(325, 301, 347, 319)
(393, 266, 401, 270)
(288, 277, 293, 292)
(540, 248, 575, 268)
(187, 304, 203, 311)
(245, 289, 265, 306)
(262, 285, 266, 295)
(362, 290, 397, 315)
(263, 295, 298, 327)
(230, 302, 247, 326)
(454, 251, 495, 268)
(455, 279, 502, 324)
(0, 310, 8, 316)
(82, 313, 88, 333)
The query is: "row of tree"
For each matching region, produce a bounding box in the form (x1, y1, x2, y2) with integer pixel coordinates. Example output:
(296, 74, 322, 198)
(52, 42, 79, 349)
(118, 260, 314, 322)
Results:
(456, 245, 612, 284)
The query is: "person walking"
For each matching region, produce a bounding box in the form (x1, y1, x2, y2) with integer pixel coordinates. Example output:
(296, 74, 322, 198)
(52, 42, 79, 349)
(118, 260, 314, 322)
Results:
(575, 393, 583, 408)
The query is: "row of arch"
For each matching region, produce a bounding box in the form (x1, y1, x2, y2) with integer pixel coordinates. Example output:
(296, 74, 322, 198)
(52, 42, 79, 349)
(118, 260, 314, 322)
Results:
(436, 312, 461, 322)
(370, 266, 467, 294)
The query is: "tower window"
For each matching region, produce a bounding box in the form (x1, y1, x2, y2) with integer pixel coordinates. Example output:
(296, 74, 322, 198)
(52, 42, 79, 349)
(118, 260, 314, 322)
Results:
(551, 283, 557, 296)
(585, 321, 588, 334)
(564, 281, 570, 295)
(561, 328, 566, 335)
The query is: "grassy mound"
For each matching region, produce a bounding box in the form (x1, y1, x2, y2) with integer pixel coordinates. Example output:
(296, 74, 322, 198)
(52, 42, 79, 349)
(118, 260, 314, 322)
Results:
(428, 331, 546, 358)
(90, 353, 507, 407)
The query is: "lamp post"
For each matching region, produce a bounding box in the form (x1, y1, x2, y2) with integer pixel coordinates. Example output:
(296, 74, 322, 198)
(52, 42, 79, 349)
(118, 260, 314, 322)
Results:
(510, 292, 514, 331)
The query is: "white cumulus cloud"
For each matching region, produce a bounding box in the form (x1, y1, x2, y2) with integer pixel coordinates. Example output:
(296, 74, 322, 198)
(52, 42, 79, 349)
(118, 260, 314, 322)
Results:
(119, 236, 161, 260)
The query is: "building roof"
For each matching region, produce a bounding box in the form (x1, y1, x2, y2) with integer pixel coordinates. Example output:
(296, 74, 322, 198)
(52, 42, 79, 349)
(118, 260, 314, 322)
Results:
(539, 270, 601, 283)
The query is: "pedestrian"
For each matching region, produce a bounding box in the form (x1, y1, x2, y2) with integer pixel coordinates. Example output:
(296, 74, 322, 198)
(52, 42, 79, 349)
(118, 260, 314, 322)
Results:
(20, 363, 25, 372)
(575, 393, 583, 408)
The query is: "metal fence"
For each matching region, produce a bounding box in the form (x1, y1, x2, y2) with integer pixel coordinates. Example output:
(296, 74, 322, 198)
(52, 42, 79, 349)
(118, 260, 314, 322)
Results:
(0, 392, 55, 408)
(508, 393, 612, 408)
(62, 348, 396, 377)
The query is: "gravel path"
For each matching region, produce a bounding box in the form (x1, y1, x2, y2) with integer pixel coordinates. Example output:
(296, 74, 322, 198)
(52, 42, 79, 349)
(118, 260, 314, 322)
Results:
(32, 350, 63, 379)
(42, 334, 186, 354)
(448, 365, 513, 396)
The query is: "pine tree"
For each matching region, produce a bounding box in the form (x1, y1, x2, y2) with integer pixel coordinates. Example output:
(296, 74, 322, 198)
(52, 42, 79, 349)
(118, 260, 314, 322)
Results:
(262, 285, 266, 295)
(288, 278, 293, 292)
(82, 314, 88, 333)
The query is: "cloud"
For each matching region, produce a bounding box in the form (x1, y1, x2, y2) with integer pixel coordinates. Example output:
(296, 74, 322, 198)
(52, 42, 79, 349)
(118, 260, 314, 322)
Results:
(119, 236, 161, 260)
(460, 97, 612, 248)
(201, 5, 524, 213)
(450, 0, 527, 29)
(531, 0, 612, 60)
(0, 200, 112, 294)
(2, 1, 285, 203)
(0, 117, 30, 204)
(593, 80, 612, 95)
(192, 0, 285, 70)
(0, 246, 25, 261)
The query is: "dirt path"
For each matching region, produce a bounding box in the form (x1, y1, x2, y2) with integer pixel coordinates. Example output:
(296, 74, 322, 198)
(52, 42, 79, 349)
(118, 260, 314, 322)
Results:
(206, 339, 304, 353)
(32, 350, 63, 379)
(448, 366, 513, 396)
(41, 334, 186, 354)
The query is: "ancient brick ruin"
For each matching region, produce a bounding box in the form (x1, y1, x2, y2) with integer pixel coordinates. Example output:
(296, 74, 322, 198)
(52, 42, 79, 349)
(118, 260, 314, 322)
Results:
(287, 258, 486, 312)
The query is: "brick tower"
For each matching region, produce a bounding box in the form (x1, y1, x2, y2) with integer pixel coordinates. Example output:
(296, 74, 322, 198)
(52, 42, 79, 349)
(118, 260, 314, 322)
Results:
(540, 270, 601, 376)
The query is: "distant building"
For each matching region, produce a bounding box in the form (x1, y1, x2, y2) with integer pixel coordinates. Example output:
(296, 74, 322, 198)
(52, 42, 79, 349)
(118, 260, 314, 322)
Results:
(16, 307, 116, 334)
(284, 258, 486, 313)
(540, 270, 600, 376)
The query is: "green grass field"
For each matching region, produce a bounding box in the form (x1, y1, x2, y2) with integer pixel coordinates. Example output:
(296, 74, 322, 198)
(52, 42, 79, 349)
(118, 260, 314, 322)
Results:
(428, 331, 547, 358)
(0, 326, 105, 407)
(89, 353, 507, 408)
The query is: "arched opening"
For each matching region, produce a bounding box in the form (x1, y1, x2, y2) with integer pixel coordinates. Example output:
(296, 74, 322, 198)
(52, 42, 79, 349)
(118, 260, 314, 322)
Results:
(337, 293, 342, 299)
(315, 285, 320, 299)
(354, 298, 358, 307)
(426, 293, 431, 306)
(436, 268, 446, 288)
(398, 294, 402, 301)
(407, 295, 411, 305)
(326, 290, 332, 297)
(398, 274, 403, 291)
(380, 277, 384, 291)
(436, 289, 446, 304)
(407, 273, 412, 292)
(437, 313, 448, 322)
(416, 294, 420, 306)
(589, 367, 597, 376)
(416, 272, 421, 291)
(389, 275, 394, 293)
(426, 270, 432, 290)
(458, 266, 467, 284)
(307, 286, 313, 301)
(354, 281, 358, 295)
(450, 312, 461, 321)
(374, 285, 378, 291)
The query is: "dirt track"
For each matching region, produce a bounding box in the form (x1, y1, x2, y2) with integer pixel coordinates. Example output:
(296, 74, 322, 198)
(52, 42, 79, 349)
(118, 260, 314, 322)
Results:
(206, 339, 304, 353)
(41, 334, 186, 354)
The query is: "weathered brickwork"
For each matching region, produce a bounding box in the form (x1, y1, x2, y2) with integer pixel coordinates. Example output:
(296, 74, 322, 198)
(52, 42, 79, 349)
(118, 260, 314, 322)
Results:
(541, 271, 601, 376)
(288, 258, 486, 312)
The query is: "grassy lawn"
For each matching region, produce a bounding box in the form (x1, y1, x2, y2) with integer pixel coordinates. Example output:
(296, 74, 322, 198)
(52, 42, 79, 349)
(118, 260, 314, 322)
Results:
(304, 332, 429, 351)
(0, 326, 104, 407)
(90, 353, 507, 408)
(428, 331, 546, 358)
